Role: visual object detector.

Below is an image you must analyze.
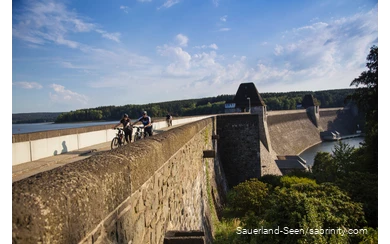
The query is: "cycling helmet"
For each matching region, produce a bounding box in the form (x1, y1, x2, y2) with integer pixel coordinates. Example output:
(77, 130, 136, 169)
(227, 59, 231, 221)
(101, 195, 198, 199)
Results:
(123, 114, 128, 117)
(143, 111, 147, 115)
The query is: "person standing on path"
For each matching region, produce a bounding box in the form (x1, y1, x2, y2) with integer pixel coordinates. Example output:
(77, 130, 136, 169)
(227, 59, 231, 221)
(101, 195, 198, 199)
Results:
(113, 114, 133, 143)
(133, 111, 153, 137)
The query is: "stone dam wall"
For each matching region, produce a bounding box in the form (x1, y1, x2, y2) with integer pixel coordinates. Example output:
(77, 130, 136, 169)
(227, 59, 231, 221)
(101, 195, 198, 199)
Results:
(318, 108, 360, 135)
(267, 108, 356, 155)
(267, 111, 322, 155)
(13, 118, 226, 244)
(12, 109, 359, 243)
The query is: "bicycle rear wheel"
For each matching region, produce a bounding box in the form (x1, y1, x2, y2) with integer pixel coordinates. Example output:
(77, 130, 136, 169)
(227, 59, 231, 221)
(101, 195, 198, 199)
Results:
(111, 137, 120, 150)
(133, 133, 138, 142)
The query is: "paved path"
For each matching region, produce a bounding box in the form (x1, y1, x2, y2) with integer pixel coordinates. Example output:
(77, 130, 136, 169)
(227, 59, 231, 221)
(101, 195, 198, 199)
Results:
(12, 124, 181, 183)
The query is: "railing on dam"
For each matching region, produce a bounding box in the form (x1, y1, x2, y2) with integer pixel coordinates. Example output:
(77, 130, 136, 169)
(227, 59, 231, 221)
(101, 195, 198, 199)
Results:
(12, 115, 214, 166)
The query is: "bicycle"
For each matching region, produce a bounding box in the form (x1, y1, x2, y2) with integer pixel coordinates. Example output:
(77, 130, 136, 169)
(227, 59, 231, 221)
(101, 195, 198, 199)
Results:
(133, 125, 153, 141)
(111, 128, 126, 150)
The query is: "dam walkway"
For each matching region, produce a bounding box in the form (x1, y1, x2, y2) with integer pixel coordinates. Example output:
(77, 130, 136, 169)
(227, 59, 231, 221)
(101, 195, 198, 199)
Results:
(12, 123, 185, 183)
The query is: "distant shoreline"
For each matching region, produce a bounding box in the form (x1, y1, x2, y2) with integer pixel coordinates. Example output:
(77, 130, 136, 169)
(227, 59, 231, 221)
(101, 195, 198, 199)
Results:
(12, 120, 117, 125)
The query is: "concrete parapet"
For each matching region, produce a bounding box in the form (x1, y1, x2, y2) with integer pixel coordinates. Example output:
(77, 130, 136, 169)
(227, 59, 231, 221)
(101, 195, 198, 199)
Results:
(12, 125, 113, 143)
(12, 115, 215, 165)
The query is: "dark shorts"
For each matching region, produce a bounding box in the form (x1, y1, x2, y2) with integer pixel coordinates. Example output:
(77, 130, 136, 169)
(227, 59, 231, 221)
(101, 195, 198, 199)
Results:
(124, 127, 133, 142)
(144, 126, 153, 136)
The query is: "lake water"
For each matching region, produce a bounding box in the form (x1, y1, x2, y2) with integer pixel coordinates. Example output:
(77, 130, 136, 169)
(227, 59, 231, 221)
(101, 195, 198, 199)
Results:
(299, 137, 365, 166)
(13, 121, 120, 134)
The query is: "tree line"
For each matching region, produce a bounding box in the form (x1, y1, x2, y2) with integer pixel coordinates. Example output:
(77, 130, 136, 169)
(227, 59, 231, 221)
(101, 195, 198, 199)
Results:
(12, 112, 63, 124)
(54, 89, 355, 123)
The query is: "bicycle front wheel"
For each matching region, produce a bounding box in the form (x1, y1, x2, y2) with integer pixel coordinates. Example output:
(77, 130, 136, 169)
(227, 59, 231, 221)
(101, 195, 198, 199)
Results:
(111, 137, 120, 150)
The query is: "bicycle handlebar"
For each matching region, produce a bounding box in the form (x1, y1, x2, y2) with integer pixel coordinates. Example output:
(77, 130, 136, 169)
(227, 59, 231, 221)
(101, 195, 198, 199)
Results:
(132, 125, 145, 129)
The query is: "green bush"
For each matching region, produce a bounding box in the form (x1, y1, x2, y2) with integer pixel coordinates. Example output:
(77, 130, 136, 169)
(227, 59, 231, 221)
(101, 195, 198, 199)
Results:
(227, 178, 270, 217)
(258, 175, 282, 188)
(279, 175, 317, 188)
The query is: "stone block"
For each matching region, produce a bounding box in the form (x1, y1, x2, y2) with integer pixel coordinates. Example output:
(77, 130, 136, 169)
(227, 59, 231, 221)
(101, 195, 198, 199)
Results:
(203, 150, 216, 158)
(164, 230, 205, 244)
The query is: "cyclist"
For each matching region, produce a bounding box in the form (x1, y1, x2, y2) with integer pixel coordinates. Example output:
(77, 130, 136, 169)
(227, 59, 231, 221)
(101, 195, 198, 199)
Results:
(113, 114, 133, 143)
(166, 113, 172, 127)
(133, 111, 153, 137)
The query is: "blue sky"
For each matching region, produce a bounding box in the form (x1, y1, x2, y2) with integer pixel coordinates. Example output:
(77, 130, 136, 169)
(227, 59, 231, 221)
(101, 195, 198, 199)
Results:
(11, 0, 378, 113)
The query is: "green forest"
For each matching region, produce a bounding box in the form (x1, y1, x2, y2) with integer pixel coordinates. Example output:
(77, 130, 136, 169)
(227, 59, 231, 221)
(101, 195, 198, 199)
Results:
(52, 89, 355, 123)
(213, 46, 378, 243)
(12, 112, 63, 124)
(12, 88, 353, 124)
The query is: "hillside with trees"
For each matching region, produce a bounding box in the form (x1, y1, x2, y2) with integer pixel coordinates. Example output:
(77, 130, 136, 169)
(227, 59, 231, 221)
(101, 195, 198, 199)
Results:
(53, 89, 355, 123)
(12, 112, 63, 124)
(13, 88, 355, 124)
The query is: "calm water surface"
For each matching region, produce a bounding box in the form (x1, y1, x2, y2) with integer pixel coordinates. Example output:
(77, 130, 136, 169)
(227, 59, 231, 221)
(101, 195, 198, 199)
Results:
(13, 118, 157, 135)
(299, 137, 364, 166)
(12, 121, 119, 134)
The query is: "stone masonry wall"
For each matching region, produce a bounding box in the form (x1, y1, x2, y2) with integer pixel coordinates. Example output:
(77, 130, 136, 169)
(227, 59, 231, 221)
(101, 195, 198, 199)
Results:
(259, 141, 282, 176)
(267, 108, 356, 155)
(216, 114, 261, 188)
(12, 109, 357, 243)
(318, 108, 358, 135)
(253, 106, 272, 152)
(13, 118, 217, 244)
(267, 111, 321, 155)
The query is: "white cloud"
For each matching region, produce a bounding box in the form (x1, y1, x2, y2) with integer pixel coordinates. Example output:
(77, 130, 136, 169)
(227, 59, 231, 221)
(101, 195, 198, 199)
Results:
(71, 18, 95, 32)
(274, 44, 284, 56)
(91, 47, 151, 67)
(13, 82, 43, 89)
(55, 37, 80, 49)
(220, 15, 227, 22)
(158, 0, 180, 9)
(126, 53, 152, 67)
(120, 5, 129, 14)
(95, 29, 121, 43)
(137, 0, 152, 2)
(154, 7, 376, 95)
(60, 61, 96, 70)
(49, 84, 88, 104)
(218, 28, 231, 32)
(209, 43, 218, 50)
(13, 0, 121, 47)
(157, 45, 192, 75)
(213, 0, 219, 7)
(270, 7, 377, 75)
(194, 43, 218, 50)
(61, 62, 77, 68)
(175, 34, 189, 47)
(12, 3, 378, 110)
